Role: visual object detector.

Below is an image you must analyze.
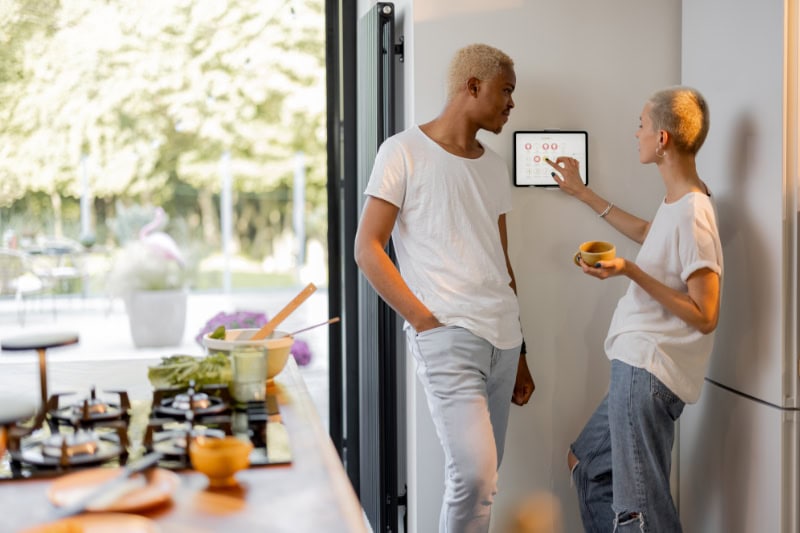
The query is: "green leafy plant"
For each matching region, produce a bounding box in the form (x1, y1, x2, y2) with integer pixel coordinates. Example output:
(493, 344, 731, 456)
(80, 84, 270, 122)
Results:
(147, 352, 232, 389)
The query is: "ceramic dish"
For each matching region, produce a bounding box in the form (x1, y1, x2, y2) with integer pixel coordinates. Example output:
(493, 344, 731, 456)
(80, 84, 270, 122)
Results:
(21, 512, 160, 533)
(202, 328, 293, 380)
(189, 436, 253, 487)
(47, 467, 179, 513)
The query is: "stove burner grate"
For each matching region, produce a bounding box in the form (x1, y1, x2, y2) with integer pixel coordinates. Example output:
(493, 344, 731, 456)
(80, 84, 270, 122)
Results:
(151, 383, 232, 420)
(47, 388, 131, 429)
(8, 423, 128, 469)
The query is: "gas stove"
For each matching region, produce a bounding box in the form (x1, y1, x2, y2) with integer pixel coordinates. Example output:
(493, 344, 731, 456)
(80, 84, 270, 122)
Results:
(0, 381, 290, 480)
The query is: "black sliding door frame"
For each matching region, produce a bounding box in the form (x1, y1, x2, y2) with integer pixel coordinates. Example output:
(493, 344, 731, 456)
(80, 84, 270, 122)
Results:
(325, 0, 360, 494)
(327, 2, 403, 531)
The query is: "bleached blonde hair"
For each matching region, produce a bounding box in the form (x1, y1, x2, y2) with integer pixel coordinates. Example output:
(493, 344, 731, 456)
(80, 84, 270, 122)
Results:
(446, 43, 514, 102)
(648, 86, 710, 155)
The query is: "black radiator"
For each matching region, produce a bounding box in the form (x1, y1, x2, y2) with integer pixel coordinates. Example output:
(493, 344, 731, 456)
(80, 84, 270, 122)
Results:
(356, 2, 402, 531)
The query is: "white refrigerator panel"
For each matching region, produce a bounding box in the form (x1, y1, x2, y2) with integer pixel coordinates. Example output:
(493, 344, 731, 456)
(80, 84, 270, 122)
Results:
(679, 382, 799, 533)
(682, 0, 793, 407)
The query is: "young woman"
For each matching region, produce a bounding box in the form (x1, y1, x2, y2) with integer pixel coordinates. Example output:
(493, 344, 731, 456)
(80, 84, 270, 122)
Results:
(547, 86, 722, 532)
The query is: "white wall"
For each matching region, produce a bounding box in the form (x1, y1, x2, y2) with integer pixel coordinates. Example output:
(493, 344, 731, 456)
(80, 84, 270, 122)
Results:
(358, 1, 681, 531)
(679, 0, 799, 531)
(683, 0, 788, 406)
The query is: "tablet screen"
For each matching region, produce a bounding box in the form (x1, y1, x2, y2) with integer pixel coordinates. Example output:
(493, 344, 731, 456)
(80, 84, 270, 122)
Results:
(513, 131, 588, 187)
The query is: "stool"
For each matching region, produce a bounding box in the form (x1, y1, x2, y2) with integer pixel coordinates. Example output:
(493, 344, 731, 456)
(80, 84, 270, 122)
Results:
(1, 332, 79, 411)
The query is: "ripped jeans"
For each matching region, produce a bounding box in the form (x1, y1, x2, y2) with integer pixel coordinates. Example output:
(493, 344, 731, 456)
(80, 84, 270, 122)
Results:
(569, 360, 685, 533)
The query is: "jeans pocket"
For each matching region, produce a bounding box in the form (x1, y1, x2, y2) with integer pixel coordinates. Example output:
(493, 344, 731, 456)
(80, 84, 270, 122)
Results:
(409, 325, 450, 366)
(650, 374, 685, 421)
(415, 325, 448, 339)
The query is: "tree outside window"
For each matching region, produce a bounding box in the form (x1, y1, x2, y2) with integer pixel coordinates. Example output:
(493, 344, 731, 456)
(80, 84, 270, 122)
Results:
(0, 0, 326, 293)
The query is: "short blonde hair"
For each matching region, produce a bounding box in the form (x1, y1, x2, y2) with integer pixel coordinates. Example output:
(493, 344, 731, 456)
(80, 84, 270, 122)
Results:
(648, 86, 710, 155)
(446, 43, 514, 102)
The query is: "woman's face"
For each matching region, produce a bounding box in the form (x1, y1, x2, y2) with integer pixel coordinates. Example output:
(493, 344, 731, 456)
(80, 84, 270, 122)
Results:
(636, 101, 659, 164)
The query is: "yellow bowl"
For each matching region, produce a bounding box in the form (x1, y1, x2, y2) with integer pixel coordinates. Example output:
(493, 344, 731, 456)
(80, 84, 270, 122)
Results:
(202, 328, 294, 380)
(189, 436, 253, 487)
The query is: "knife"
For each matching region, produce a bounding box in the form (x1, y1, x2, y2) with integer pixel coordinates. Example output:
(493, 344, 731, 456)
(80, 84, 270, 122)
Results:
(53, 451, 163, 518)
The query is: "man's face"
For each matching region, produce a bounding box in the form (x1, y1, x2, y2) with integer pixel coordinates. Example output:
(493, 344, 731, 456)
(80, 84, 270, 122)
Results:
(472, 66, 516, 134)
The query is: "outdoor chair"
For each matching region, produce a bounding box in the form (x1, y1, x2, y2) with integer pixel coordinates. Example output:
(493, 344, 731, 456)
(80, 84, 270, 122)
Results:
(27, 238, 88, 301)
(0, 249, 46, 325)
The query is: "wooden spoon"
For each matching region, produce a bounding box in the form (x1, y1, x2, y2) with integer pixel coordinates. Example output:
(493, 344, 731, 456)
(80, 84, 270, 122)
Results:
(250, 283, 317, 340)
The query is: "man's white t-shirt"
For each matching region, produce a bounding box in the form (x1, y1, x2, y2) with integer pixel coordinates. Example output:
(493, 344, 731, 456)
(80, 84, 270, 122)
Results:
(605, 192, 723, 404)
(364, 125, 522, 349)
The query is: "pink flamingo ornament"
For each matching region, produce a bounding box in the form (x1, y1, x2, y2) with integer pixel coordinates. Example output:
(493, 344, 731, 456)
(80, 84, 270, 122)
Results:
(139, 207, 184, 266)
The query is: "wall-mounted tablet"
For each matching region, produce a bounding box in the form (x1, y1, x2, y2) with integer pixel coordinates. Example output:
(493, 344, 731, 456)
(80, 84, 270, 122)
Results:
(513, 130, 588, 187)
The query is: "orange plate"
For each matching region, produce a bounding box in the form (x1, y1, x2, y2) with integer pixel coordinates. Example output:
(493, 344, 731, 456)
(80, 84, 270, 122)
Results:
(21, 512, 160, 533)
(47, 467, 179, 513)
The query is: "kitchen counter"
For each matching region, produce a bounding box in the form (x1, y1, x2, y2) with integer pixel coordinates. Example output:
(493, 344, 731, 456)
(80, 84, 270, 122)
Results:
(0, 358, 367, 532)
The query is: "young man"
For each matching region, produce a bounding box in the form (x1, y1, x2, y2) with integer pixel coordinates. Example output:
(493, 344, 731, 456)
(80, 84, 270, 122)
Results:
(354, 43, 535, 533)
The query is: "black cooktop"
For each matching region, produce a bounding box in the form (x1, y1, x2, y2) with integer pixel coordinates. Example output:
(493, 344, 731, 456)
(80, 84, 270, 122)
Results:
(0, 385, 291, 481)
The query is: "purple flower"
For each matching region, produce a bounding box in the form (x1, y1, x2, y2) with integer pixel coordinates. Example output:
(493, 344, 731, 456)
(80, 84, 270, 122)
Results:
(291, 339, 312, 366)
(195, 310, 268, 346)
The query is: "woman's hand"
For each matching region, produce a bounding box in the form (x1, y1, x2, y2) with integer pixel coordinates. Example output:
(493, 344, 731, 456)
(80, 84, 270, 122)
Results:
(545, 156, 586, 197)
(577, 256, 627, 279)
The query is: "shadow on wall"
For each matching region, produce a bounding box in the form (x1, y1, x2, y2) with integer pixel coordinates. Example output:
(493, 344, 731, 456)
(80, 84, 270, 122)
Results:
(679, 382, 759, 533)
(711, 111, 769, 387)
(681, 111, 764, 532)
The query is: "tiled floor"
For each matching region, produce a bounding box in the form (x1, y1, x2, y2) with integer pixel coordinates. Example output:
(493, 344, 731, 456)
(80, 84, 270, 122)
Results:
(0, 288, 331, 429)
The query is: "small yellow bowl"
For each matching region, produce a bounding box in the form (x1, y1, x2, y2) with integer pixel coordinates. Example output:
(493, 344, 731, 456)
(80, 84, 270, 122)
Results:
(189, 436, 253, 488)
(202, 328, 294, 381)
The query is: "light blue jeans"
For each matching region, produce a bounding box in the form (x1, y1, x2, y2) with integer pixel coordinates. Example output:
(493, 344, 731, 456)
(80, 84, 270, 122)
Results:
(570, 360, 685, 533)
(407, 325, 520, 533)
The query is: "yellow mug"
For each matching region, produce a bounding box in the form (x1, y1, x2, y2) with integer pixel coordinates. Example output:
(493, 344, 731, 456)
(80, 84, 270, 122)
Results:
(574, 241, 616, 267)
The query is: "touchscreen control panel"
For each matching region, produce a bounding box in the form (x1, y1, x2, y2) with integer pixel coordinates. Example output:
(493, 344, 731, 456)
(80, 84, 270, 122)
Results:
(514, 131, 588, 187)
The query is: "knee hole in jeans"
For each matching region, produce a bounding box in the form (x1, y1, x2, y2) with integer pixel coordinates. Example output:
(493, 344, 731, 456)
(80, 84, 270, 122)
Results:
(613, 511, 645, 532)
(567, 449, 580, 488)
(567, 449, 580, 472)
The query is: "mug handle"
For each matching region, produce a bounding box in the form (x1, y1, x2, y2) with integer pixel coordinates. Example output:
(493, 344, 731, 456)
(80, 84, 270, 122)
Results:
(573, 251, 582, 266)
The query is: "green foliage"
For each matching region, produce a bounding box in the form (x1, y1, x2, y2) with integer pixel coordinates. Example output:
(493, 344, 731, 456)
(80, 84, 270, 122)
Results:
(209, 325, 227, 340)
(147, 352, 232, 390)
(194, 270, 296, 291)
(0, 0, 327, 243)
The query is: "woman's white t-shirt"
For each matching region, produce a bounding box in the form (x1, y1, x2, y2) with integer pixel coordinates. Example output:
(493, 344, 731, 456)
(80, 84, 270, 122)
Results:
(364, 125, 522, 349)
(605, 192, 723, 403)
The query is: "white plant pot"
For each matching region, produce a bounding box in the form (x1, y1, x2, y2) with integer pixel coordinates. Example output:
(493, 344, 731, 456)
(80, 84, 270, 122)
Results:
(126, 289, 187, 348)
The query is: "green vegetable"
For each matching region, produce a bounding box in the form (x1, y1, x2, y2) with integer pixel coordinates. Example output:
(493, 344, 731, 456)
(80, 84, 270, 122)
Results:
(209, 325, 226, 340)
(147, 352, 232, 389)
